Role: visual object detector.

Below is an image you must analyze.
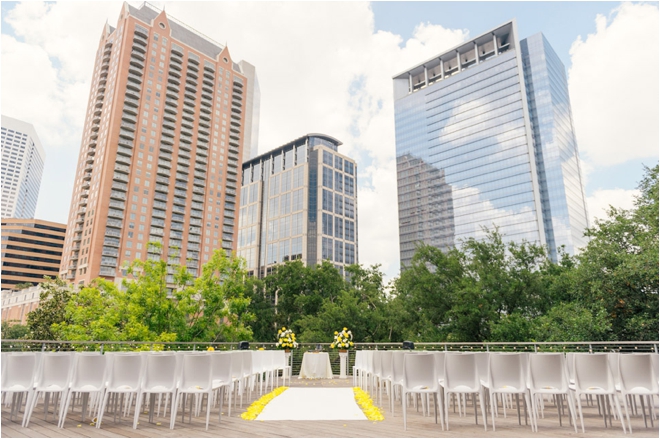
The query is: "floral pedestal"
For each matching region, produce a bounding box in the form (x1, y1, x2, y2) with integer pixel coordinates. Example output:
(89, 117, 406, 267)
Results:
(284, 351, 292, 378)
(339, 351, 348, 379)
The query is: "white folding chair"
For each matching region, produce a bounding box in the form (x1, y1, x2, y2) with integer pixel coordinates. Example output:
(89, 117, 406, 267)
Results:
(352, 351, 364, 387)
(443, 352, 487, 431)
(573, 353, 626, 433)
(210, 352, 232, 422)
(23, 353, 73, 427)
(618, 353, 658, 433)
(171, 354, 213, 430)
(486, 353, 533, 432)
(528, 353, 577, 432)
(401, 353, 443, 431)
(2, 353, 39, 425)
(96, 353, 143, 428)
(133, 353, 178, 429)
(59, 354, 108, 428)
(390, 351, 405, 414)
(379, 351, 394, 407)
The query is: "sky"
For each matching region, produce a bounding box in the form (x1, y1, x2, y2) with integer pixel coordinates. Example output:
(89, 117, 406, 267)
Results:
(1, 1, 658, 281)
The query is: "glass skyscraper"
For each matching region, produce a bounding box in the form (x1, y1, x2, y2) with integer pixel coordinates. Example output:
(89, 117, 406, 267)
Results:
(393, 20, 588, 267)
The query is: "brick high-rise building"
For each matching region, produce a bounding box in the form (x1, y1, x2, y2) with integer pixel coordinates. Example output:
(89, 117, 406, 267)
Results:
(59, 3, 259, 285)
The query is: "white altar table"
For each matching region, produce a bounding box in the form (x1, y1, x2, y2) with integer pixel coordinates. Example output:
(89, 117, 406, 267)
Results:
(298, 352, 333, 379)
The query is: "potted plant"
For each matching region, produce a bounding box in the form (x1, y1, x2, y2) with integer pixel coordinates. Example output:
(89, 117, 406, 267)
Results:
(276, 327, 298, 352)
(330, 327, 354, 353)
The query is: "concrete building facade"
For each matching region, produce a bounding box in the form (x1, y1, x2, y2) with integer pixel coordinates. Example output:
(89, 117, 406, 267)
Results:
(1, 115, 46, 219)
(238, 134, 358, 278)
(59, 3, 259, 285)
(1, 218, 66, 290)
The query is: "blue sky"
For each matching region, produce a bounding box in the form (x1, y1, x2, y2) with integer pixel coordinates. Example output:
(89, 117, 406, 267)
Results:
(1, 2, 657, 279)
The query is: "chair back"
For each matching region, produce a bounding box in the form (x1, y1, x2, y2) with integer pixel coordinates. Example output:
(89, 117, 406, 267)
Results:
(573, 353, 615, 392)
(365, 350, 373, 374)
(607, 353, 621, 387)
(488, 353, 525, 390)
(241, 350, 252, 377)
(444, 352, 480, 392)
(373, 351, 382, 376)
(618, 354, 658, 394)
(474, 352, 489, 384)
(107, 353, 143, 390)
(250, 350, 261, 374)
(180, 354, 212, 391)
(528, 353, 569, 392)
(230, 351, 243, 381)
(212, 352, 233, 385)
(71, 354, 107, 391)
(36, 353, 72, 390)
(143, 353, 177, 391)
(392, 351, 405, 384)
(380, 351, 393, 379)
(431, 352, 445, 383)
(354, 351, 363, 370)
(273, 350, 287, 369)
(566, 352, 576, 382)
(403, 353, 438, 392)
(1, 353, 38, 391)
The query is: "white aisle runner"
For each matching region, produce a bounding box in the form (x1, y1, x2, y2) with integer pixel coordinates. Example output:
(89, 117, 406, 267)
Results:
(256, 388, 368, 421)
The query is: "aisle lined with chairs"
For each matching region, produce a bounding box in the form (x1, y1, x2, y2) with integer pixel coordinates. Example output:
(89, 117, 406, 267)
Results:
(1, 348, 658, 437)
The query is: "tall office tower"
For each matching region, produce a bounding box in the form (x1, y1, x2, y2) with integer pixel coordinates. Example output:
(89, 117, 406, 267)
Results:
(238, 134, 358, 278)
(59, 3, 259, 285)
(520, 33, 589, 259)
(393, 20, 588, 267)
(1, 218, 66, 290)
(1, 115, 46, 219)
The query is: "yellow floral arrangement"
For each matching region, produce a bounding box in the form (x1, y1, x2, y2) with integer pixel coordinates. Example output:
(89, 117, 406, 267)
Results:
(276, 327, 299, 350)
(330, 327, 354, 350)
(353, 387, 384, 421)
(241, 387, 289, 420)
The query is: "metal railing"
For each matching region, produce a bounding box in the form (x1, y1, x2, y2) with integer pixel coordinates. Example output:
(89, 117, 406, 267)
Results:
(1, 340, 657, 377)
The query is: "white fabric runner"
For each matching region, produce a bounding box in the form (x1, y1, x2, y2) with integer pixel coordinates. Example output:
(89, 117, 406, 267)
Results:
(299, 352, 333, 379)
(256, 388, 367, 421)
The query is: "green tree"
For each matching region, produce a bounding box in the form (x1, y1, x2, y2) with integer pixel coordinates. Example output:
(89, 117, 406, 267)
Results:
(1, 321, 30, 339)
(574, 165, 658, 340)
(26, 277, 73, 340)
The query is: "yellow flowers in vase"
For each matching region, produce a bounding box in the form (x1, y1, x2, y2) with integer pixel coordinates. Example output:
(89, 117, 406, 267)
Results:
(330, 327, 354, 350)
(276, 327, 298, 350)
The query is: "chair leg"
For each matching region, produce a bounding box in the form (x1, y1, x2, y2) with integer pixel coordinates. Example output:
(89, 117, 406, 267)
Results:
(402, 391, 407, 431)
(611, 394, 626, 434)
(576, 393, 585, 433)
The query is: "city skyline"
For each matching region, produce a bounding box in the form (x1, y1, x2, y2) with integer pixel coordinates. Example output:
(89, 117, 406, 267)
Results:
(2, 1, 658, 280)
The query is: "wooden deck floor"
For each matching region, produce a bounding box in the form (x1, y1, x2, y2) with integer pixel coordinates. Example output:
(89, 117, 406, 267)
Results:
(2, 377, 657, 438)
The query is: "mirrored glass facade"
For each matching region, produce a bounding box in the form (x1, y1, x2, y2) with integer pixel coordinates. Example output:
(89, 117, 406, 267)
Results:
(520, 33, 589, 259)
(394, 20, 588, 267)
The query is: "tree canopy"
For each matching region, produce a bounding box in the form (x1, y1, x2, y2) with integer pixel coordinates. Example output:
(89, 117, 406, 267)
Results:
(22, 165, 657, 344)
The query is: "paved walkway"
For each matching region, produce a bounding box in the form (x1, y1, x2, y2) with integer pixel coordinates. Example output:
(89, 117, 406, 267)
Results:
(2, 377, 657, 437)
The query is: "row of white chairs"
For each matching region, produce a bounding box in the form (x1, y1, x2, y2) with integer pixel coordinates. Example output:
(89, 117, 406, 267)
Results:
(1, 349, 291, 430)
(353, 350, 658, 433)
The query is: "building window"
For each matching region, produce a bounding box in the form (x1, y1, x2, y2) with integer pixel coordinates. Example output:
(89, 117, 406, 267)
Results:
(322, 189, 333, 212)
(322, 237, 333, 261)
(334, 240, 344, 263)
(322, 167, 333, 188)
(323, 151, 333, 166)
(335, 217, 343, 239)
(334, 171, 343, 193)
(322, 213, 333, 236)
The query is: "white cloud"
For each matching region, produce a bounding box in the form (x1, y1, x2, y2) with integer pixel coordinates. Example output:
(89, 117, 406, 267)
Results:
(586, 187, 639, 223)
(568, 2, 659, 168)
(1, 1, 468, 281)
